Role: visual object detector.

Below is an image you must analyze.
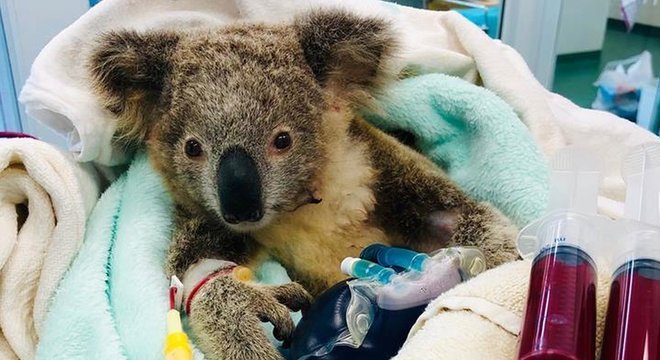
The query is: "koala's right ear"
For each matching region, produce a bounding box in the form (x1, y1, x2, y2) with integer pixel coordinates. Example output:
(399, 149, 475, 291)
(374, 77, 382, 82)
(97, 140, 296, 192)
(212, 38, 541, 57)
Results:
(90, 31, 179, 146)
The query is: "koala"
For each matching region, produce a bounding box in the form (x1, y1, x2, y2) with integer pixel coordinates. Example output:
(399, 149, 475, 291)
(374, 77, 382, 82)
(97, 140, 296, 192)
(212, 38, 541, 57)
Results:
(90, 10, 519, 360)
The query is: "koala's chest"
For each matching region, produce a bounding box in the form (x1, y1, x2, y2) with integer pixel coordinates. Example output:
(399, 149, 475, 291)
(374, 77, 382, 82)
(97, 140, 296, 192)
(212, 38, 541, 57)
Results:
(253, 197, 389, 294)
(254, 206, 387, 293)
(252, 141, 391, 293)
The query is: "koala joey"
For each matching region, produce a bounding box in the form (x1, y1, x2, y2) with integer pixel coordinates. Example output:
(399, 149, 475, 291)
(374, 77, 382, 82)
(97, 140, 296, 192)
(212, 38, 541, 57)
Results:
(90, 10, 519, 360)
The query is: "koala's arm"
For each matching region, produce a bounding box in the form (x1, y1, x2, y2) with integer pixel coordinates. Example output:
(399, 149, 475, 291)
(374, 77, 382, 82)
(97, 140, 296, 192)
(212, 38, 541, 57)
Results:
(349, 119, 520, 267)
(165, 206, 260, 276)
(167, 207, 311, 360)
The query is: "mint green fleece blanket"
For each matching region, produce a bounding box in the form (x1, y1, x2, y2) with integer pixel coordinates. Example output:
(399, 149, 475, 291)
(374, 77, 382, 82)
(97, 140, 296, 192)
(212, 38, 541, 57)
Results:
(37, 74, 547, 359)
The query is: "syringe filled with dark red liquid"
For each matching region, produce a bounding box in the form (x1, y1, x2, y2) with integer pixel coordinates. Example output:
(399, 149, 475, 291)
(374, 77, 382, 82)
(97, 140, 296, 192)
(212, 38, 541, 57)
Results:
(602, 258, 660, 360)
(602, 143, 660, 360)
(516, 148, 604, 360)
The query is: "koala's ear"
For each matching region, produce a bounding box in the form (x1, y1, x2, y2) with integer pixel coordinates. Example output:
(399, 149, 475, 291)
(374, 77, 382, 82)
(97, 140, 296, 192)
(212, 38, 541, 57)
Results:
(295, 10, 396, 93)
(89, 31, 179, 146)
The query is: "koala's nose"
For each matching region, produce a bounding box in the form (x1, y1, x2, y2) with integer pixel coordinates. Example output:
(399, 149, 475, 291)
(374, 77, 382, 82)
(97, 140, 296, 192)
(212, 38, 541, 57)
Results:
(217, 148, 264, 224)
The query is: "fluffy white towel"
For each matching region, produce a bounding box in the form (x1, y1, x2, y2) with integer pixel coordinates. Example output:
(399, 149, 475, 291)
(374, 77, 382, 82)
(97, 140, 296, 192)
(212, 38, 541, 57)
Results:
(20, 0, 658, 217)
(395, 260, 613, 359)
(0, 138, 101, 360)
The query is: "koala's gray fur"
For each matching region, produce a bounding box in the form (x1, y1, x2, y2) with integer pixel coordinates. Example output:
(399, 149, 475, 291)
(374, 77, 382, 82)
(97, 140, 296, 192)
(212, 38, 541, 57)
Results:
(90, 10, 519, 360)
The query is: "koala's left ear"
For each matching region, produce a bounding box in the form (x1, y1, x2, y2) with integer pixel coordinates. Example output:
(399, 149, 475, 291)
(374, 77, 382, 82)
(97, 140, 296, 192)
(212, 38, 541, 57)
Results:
(89, 31, 179, 146)
(295, 10, 397, 93)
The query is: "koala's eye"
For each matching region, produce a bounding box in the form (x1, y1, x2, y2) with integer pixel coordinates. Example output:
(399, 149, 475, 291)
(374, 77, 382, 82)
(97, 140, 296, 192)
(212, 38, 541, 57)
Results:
(185, 139, 203, 158)
(273, 132, 292, 151)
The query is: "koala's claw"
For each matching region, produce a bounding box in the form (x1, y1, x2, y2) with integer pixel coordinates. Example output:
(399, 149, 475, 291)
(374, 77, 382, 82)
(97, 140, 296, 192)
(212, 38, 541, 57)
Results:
(255, 300, 295, 342)
(254, 282, 311, 343)
(264, 282, 313, 312)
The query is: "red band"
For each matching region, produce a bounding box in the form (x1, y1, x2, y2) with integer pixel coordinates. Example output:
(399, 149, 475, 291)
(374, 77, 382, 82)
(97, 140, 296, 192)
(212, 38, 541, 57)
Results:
(169, 287, 177, 310)
(185, 265, 236, 314)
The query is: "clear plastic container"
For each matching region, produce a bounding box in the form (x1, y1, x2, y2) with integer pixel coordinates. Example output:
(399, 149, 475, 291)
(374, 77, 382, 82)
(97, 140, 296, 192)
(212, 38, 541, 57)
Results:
(373, 246, 486, 310)
(376, 256, 461, 310)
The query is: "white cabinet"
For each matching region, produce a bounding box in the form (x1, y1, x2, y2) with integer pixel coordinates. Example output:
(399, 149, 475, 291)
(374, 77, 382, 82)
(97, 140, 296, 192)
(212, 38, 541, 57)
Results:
(556, 0, 610, 55)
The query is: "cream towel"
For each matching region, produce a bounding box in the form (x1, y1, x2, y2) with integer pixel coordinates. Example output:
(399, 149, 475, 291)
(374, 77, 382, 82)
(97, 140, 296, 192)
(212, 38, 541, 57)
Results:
(395, 260, 613, 360)
(0, 138, 101, 360)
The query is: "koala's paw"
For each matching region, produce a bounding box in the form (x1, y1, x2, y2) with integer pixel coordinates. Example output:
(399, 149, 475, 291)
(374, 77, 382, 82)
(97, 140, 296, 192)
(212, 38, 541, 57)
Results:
(260, 282, 313, 315)
(448, 203, 519, 268)
(188, 275, 311, 360)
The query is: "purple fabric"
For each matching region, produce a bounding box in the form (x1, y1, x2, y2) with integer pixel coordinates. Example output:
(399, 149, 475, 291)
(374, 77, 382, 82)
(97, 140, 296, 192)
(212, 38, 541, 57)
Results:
(0, 132, 37, 139)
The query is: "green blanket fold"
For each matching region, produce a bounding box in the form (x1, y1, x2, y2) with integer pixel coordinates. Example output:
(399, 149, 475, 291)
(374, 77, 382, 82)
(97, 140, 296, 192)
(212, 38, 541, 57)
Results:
(37, 74, 548, 359)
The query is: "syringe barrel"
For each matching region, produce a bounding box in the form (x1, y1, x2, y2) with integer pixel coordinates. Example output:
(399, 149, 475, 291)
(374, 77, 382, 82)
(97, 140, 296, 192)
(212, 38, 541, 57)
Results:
(517, 147, 602, 359)
(602, 258, 660, 360)
(517, 213, 599, 360)
(601, 143, 660, 359)
(602, 223, 660, 360)
(517, 245, 597, 360)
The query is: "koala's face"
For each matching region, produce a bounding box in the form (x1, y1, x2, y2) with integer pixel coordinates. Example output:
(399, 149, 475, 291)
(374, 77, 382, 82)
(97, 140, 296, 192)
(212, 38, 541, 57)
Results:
(91, 11, 394, 231)
(156, 30, 328, 230)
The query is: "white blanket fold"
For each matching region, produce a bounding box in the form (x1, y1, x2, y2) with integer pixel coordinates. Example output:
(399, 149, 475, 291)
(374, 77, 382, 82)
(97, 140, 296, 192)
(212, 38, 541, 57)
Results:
(0, 138, 101, 360)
